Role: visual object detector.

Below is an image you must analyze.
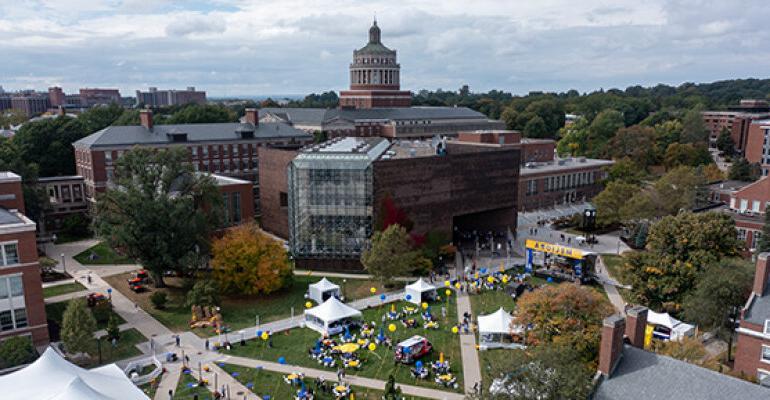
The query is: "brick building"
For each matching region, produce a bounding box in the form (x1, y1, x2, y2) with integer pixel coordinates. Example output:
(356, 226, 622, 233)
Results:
(135, 87, 207, 107)
(72, 109, 313, 214)
(734, 253, 770, 385)
(78, 88, 121, 107)
(702, 99, 770, 154)
(47, 87, 65, 107)
(275, 136, 519, 271)
(36, 176, 88, 235)
(338, 20, 412, 109)
(0, 172, 48, 347)
(711, 177, 770, 253)
(0, 92, 50, 117)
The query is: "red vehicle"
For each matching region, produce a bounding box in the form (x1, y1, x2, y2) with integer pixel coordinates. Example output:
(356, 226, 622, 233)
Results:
(395, 335, 432, 364)
(128, 270, 149, 292)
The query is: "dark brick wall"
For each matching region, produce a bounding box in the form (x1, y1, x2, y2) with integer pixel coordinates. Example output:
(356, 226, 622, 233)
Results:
(258, 147, 297, 238)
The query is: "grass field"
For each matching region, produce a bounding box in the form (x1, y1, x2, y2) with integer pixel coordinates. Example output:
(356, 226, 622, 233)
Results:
(78, 328, 146, 367)
(469, 289, 515, 316)
(175, 370, 214, 399)
(104, 272, 394, 337)
(223, 298, 463, 392)
(43, 282, 86, 298)
(45, 298, 127, 330)
(74, 242, 134, 265)
(601, 253, 625, 282)
(138, 373, 162, 399)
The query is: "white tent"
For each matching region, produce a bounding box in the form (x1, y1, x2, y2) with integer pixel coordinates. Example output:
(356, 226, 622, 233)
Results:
(304, 296, 362, 335)
(478, 307, 525, 350)
(404, 278, 437, 305)
(307, 277, 342, 304)
(0, 347, 150, 400)
(647, 310, 696, 341)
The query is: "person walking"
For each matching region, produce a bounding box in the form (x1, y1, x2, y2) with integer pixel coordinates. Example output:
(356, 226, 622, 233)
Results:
(336, 368, 344, 381)
(168, 389, 173, 399)
(205, 338, 209, 351)
(175, 335, 181, 347)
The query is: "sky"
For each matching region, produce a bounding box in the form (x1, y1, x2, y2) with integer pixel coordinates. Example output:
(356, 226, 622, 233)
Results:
(1, 0, 769, 98)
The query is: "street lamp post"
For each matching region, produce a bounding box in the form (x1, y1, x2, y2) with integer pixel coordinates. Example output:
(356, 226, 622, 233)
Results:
(96, 337, 102, 364)
(60, 253, 66, 275)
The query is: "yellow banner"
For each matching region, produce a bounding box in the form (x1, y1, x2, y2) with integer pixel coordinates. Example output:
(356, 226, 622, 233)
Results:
(644, 324, 654, 349)
(525, 239, 584, 260)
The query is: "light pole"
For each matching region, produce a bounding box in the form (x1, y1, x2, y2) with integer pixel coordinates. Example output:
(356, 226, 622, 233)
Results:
(60, 253, 66, 275)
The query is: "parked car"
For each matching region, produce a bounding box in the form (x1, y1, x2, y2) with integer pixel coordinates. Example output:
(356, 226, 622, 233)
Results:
(395, 335, 432, 364)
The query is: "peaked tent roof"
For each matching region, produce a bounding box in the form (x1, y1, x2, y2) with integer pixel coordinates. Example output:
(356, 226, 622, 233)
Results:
(478, 307, 514, 334)
(405, 278, 437, 292)
(309, 277, 340, 292)
(647, 310, 681, 329)
(0, 347, 149, 400)
(305, 296, 362, 323)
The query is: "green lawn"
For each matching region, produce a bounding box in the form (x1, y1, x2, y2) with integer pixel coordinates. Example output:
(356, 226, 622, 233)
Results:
(478, 348, 526, 391)
(104, 273, 391, 337)
(78, 328, 146, 367)
(223, 298, 463, 392)
(43, 282, 86, 298)
(175, 370, 214, 399)
(74, 242, 134, 265)
(138, 374, 162, 399)
(45, 298, 126, 330)
(469, 289, 515, 316)
(601, 254, 625, 282)
(221, 364, 405, 399)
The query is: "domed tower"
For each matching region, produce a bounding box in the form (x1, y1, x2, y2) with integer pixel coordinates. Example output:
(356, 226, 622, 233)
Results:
(339, 19, 412, 109)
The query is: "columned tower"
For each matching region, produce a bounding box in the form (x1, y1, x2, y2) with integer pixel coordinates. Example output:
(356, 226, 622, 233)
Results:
(339, 20, 412, 109)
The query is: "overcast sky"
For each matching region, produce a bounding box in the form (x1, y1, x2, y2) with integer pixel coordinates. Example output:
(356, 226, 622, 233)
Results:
(1, 0, 769, 97)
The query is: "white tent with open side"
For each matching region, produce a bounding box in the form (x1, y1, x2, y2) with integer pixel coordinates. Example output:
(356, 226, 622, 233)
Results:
(478, 307, 525, 350)
(647, 310, 696, 341)
(0, 347, 150, 400)
(307, 277, 342, 304)
(304, 296, 362, 335)
(404, 278, 437, 305)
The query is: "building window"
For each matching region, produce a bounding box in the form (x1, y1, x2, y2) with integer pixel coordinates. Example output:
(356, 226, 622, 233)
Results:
(0, 242, 19, 266)
(0, 275, 26, 331)
(73, 185, 83, 202)
(280, 192, 288, 207)
(754, 200, 761, 213)
(737, 228, 747, 242)
(104, 151, 112, 163)
(762, 345, 770, 363)
(61, 186, 71, 203)
(231, 192, 241, 223)
(740, 199, 748, 211)
(222, 194, 230, 226)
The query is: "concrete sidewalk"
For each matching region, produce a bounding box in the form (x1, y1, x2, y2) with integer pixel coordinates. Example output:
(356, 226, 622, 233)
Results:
(456, 293, 481, 395)
(596, 255, 627, 314)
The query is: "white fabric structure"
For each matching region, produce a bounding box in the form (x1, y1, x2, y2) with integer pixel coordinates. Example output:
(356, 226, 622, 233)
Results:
(404, 278, 437, 305)
(308, 277, 341, 304)
(0, 347, 149, 400)
(647, 310, 696, 341)
(478, 307, 524, 350)
(304, 297, 362, 335)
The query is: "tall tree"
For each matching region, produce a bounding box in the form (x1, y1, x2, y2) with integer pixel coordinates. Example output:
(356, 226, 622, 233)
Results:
(94, 147, 221, 286)
(211, 223, 292, 295)
(608, 125, 659, 167)
(0, 336, 37, 369)
(61, 298, 97, 355)
(514, 283, 613, 363)
(586, 109, 624, 157)
(523, 115, 548, 138)
(680, 109, 709, 144)
(728, 157, 759, 181)
(593, 180, 641, 226)
(683, 258, 753, 362)
(361, 224, 419, 285)
(715, 127, 735, 156)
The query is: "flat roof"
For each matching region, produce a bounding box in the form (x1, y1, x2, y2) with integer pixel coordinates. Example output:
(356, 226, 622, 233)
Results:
(37, 175, 83, 183)
(0, 172, 21, 183)
(520, 157, 613, 175)
(384, 140, 437, 159)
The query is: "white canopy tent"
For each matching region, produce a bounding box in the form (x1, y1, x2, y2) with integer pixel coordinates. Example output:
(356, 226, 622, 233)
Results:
(647, 310, 696, 341)
(307, 277, 342, 304)
(304, 297, 362, 335)
(0, 347, 149, 400)
(478, 307, 525, 350)
(404, 278, 437, 305)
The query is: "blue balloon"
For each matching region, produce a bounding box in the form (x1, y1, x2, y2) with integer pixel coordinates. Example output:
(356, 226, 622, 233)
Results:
(405, 294, 412, 300)
(257, 330, 263, 337)
(218, 362, 225, 367)
(415, 360, 423, 368)
(263, 396, 271, 400)
(380, 294, 386, 300)
(278, 356, 286, 364)
(187, 382, 195, 388)
(481, 268, 487, 273)
(546, 277, 553, 283)
(246, 382, 254, 389)
(231, 372, 239, 377)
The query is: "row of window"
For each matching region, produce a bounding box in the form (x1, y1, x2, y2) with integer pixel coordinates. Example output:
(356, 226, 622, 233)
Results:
(106, 160, 258, 182)
(105, 144, 262, 164)
(737, 228, 761, 249)
(46, 183, 84, 204)
(731, 198, 770, 213)
(524, 171, 601, 196)
(221, 192, 242, 226)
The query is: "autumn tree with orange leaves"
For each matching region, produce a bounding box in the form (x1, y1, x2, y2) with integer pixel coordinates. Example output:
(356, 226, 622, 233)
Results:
(514, 283, 613, 364)
(211, 223, 292, 295)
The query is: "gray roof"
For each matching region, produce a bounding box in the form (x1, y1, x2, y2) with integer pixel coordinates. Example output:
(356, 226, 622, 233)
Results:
(355, 42, 395, 55)
(595, 345, 768, 400)
(74, 122, 312, 148)
(0, 208, 23, 226)
(260, 107, 491, 126)
(743, 291, 770, 326)
(519, 157, 614, 175)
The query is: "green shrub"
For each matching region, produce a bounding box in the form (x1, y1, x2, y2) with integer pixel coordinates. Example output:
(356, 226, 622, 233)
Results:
(0, 336, 37, 369)
(150, 291, 168, 310)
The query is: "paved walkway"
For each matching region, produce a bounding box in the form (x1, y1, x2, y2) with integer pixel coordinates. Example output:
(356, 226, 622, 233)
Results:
(223, 355, 465, 400)
(596, 255, 627, 314)
(44, 290, 91, 304)
(455, 293, 481, 394)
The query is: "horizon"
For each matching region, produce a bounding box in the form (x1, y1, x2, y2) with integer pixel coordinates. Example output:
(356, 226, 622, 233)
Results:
(2, 1, 770, 97)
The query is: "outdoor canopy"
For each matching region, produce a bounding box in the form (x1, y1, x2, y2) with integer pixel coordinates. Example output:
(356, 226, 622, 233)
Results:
(647, 310, 696, 341)
(0, 347, 150, 400)
(307, 277, 342, 304)
(304, 296, 362, 334)
(404, 278, 437, 305)
(477, 307, 524, 350)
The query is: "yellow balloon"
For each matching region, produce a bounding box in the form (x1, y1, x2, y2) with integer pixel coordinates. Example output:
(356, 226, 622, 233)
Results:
(444, 280, 451, 287)
(370, 287, 377, 294)
(368, 343, 376, 351)
(487, 276, 495, 283)
(451, 326, 458, 334)
(421, 302, 428, 309)
(454, 282, 461, 289)
(305, 301, 313, 309)
(445, 289, 451, 296)
(474, 273, 479, 279)
(261, 332, 269, 340)
(388, 323, 397, 332)
(502, 276, 509, 284)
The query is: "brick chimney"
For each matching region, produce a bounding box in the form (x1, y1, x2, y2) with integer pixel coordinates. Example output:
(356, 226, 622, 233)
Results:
(139, 109, 153, 130)
(245, 108, 259, 127)
(598, 314, 625, 376)
(625, 306, 648, 349)
(753, 252, 770, 295)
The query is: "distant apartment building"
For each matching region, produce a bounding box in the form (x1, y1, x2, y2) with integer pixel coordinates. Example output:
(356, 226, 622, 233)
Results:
(745, 119, 770, 177)
(78, 88, 121, 107)
(0, 172, 48, 347)
(47, 87, 65, 107)
(72, 109, 313, 215)
(702, 99, 770, 154)
(0, 91, 50, 117)
(135, 87, 207, 107)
